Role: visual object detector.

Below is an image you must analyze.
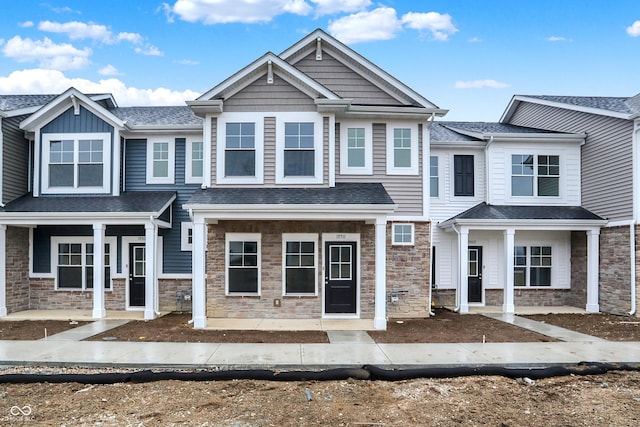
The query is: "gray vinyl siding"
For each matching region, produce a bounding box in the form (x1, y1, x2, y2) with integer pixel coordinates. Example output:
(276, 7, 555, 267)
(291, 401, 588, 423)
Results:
(125, 137, 199, 274)
(335, 123, 423, 216)
(224, 74, 315, 112)
(264, 116, 276, 185)
(210, 117, 217, 186)
(2, 115, 29, 203)
(508, 103, 633, 221)
(294, 51, 401, 105)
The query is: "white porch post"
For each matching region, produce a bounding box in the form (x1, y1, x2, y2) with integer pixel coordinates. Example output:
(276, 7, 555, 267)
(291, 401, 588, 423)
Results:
(144, 223, 157, 320)
(586, 228, 600, 313)
(458, 227, 469, 313)
(374, 217, 387, 330)
(503, 228, 515, 313)
(92, 223, 106, 318)
(0, 225, 7, 317)
(192, 217, 207, 329)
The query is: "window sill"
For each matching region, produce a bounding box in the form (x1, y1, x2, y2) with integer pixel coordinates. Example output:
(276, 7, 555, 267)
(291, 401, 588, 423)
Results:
(225, 293, 261, 297)
(283, 294, 318, 298)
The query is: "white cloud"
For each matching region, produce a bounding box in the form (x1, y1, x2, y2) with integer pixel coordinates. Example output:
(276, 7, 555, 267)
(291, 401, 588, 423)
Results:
(135, 44, 163, 56)
(99, 65, 121, 76)
(468, 37, 482, 43)
(38, 20, 143, 45)
(401, 12, 457, 41)
(174, 59, 199, 65)
(626, 20, 640, 37)
(311, 0, 370, 16)
(169, 0, 312, 24)
(329, 7, 402, 44)
(547, 36, 572, 42)
(0, 69, 201, 106)
(2, 36, 91, 70)
(19, 21, 34, 28)
(454, 79, 509, 89)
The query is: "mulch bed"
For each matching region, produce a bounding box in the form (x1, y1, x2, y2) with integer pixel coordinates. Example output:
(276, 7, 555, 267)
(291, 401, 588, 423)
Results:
(0, 320, 89, 340)
(524, 312, 640, 341)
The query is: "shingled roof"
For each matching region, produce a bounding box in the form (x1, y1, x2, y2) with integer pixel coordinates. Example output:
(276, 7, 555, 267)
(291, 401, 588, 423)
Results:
(441, 202, 605, 225)
(111, 106, 202, 127)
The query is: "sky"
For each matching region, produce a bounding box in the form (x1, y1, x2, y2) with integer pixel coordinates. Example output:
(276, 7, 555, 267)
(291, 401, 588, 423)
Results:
(0, 0, 638, 121)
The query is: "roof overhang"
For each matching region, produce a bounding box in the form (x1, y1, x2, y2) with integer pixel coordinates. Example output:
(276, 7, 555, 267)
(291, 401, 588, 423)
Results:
(186, 100, 224, 118)
(439, 218, 607, 231)
(341, 105, 448, 120)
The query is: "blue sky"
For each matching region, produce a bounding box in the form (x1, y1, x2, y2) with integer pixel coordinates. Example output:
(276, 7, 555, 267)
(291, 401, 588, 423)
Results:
(0, 0, 638, 120)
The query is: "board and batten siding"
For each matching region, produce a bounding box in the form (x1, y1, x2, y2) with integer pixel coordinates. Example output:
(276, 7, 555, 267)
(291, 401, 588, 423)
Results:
(223, 74, 316, 112)
(508, 102, 633, 221)
(486, 141, 582, 206)
(293, 51, 401, 105)
(335, 122, 424, 216)
(2, 115, 29, 204)
(124, 137, 198, 274)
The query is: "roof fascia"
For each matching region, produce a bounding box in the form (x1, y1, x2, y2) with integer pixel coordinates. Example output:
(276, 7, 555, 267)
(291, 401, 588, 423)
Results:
(279, 29, 441, 110)
(444, 124, 585, 143)
(121, 125, 202, 135)
(20, 87, 125, 131)
(502, 95, 633, 122)
(431, 141, 486, 149)
(342, 105, 447, 120)
(182, 203, 397, 218)
(196, 52, 338, 102)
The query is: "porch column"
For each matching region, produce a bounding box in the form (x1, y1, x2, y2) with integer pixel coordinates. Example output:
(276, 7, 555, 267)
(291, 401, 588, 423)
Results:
(0, 225, 7, 317)
(374, 217, 387, 330)
(458, 227, 469, 313)
(144, 223, 157, 320)
(92, 223, 106, 318)
(503, 228, 515, 313)
(586, 228, 600, 313)
(192, 217, 207, 329)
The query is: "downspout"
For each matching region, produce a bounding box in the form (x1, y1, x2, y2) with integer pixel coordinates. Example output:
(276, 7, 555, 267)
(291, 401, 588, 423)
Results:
(0, 116, 4, 207)
(630, 222, 636, 316)
(425, 113, 436, 316)
(451, 223, 461, 312)
(631, 119, 640, 316)
(150, 215, 160, 316)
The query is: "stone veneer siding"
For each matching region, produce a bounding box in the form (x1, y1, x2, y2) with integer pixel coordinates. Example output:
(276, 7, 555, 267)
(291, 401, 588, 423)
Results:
(385, 221, 431, 318)
(5, 226, 30, 313)
(600, 225, 632, 315)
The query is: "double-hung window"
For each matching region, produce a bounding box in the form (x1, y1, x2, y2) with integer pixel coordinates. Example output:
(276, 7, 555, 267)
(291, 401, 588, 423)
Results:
(146, 138, 175, 184)
(430, 156, 439, 197)
(217, 114, 263, 184)
(226, 233, 261, 295)
(340, 122, 372, 174)
(276, 114, 322, 184)
(54, 238, 113, 290)
(185, 139, 204, 184)
(283, 234, 317, 295)
(511, 154, 559, 197)
(42, 133, 111, 194)
(514, 246, 552, 287)
(386, 123, 419, 175)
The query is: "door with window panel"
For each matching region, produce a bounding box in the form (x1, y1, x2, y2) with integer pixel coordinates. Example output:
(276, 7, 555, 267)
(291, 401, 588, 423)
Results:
(324, 242, 357, 314)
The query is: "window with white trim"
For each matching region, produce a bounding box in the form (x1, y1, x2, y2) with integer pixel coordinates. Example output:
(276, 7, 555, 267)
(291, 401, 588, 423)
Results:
(217, 114, 264, 184)
(226, 233, 261, 295)
(282, 234, 318, 295)
(276, 114, 323, 184)
(392, 223, 415, 245)
(146, 138, 175, 184)
(53, 238, 113, 290)
(386, 123, 419, 175)
(185, 139, 203, 184)
(340, 122, 372, 175)
(42, 133, 111, 194)
(511, 154, 559, 197)
(430, 156, 439, 197)
(181, 222, 194, 251)
(514, 245, 552, 287)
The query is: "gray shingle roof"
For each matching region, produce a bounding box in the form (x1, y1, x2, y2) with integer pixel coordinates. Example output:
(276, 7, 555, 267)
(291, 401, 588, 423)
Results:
(523, 95, 640, 115)
(0, 94, 58, 112)
(111, 106, 202, 126)
(0, 191, 176, 214)
(187, 183, 395, 205)
(445, 202, 605, 222)
(431, 122, 551, 143)
(431, 123, 477, 142)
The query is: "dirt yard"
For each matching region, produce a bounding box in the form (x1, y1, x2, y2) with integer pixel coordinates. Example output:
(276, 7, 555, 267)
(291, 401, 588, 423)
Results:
(0, 369, 639, 426)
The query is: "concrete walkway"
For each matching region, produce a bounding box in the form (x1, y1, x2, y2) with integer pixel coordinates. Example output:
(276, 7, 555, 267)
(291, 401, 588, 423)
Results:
(0, 314, 637, 370)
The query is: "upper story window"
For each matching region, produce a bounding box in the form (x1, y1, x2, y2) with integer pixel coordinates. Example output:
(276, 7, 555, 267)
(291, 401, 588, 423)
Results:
(146, 138, 175, 184)
(430, 156, 439, 197)
(276, 113, 323, 184)
(185, 139, 203, 184)
(340, 122, 372, 175)
(511, 154, 559, 197)
(42, 132, 111, 194)
(386, 123, 419, 175)
(454, 154, 474, 196)
(217, 114, 264, 184)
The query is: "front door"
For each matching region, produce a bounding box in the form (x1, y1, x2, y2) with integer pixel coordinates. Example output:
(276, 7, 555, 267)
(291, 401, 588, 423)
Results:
(129, 243, 146, 307)
(467, 246, 483, 303)
(324, 242, 357, 314)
